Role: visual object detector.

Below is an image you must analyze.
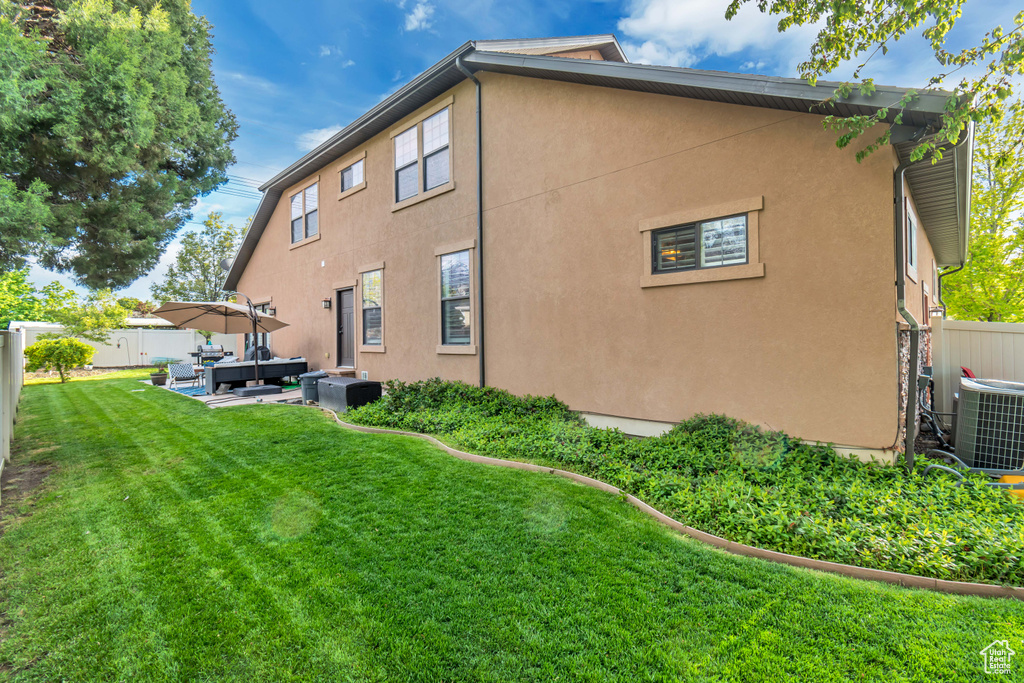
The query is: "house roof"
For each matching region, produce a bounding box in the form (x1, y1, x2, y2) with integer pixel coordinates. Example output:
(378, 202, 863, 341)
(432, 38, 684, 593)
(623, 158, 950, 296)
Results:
(223, 35, 971, 289)
(474, 35, 627, 62)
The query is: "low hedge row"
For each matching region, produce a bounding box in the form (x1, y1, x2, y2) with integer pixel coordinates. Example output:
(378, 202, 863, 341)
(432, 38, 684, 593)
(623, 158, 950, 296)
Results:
(346, 378, 1024, 585)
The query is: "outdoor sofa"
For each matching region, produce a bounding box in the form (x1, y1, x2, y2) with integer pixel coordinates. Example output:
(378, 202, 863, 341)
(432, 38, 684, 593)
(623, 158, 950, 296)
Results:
(204, 357, 309, 394)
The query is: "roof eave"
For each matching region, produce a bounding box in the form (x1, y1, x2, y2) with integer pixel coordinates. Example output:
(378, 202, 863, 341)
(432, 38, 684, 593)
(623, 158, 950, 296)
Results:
(258, 40, 476, 193)
(462, 51, 953, 124)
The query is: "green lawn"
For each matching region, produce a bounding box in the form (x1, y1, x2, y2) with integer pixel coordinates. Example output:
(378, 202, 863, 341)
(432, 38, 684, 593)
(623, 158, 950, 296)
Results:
(0, 372, 1021, 682)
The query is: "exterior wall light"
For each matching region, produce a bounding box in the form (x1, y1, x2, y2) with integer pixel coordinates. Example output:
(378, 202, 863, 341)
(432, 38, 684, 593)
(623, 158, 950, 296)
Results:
(322, 298, 332, 310)
(267, 307, 276, 317)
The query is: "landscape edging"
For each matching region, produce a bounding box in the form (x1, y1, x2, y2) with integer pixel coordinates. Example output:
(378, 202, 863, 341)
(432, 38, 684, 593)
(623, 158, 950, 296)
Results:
(317, 408, 1023, 601)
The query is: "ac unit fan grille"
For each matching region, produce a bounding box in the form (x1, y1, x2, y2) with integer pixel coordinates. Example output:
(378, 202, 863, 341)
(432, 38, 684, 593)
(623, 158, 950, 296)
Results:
(955, 380, 1024, 472)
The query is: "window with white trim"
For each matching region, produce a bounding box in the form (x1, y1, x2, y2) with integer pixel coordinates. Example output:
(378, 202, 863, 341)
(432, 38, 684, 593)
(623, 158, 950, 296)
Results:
(394, 128, 418, 202)
(422, 108, 450, 190)
(652, 214, 747, 274)
(361, 269, 382, 346)
(290, 182, 318, 243)
(440, 250, 471, 345)
(394, 106, 451, 203)
(340, 159, 364, 193)
(906, 203, 918, 271)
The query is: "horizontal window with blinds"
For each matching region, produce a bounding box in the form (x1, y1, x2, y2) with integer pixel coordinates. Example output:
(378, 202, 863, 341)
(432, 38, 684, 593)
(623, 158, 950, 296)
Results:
(652, 214, 747, 274)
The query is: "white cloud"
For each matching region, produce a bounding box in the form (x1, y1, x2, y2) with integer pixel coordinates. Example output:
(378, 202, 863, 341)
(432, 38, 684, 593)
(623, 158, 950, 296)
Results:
(404, 2, 434, 31)
(618, 0, 820, 74)
(621, 40, 697, 68)
(296, 125, 343, 152)
(220, 71, 279, 95)
(318, 45, 354, 66)
(740, 60, 767, 72)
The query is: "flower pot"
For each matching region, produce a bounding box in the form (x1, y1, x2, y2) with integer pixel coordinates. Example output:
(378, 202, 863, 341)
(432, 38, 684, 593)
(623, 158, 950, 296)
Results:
(150, 372, 167, 386)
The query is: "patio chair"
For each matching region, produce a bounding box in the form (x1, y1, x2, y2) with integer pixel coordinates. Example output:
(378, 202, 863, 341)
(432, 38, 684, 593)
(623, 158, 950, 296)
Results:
(168, 362, 203, 390)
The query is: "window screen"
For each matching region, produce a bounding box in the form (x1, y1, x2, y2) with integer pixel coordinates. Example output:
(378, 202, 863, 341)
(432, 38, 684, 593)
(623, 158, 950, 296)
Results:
(699, 215, 746, 267)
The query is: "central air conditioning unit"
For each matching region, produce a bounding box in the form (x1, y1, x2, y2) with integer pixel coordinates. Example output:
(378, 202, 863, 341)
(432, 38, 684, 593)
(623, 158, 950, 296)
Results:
(954, 378, 1024, 474)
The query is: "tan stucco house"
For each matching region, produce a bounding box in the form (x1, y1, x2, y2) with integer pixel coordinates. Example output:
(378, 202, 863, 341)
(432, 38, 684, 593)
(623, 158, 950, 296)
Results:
(223, 35, 971, 463)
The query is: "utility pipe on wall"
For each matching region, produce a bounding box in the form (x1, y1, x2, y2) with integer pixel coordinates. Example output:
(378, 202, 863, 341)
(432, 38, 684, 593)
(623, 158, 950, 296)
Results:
(936, 264, 964, 319)
(456, 56, 486, 388)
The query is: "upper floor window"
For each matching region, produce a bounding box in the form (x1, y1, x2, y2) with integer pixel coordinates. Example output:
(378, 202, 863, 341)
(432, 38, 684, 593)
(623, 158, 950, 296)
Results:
(394, 105, 451, 204)
(652, 214, 747, 274)
(906, 203, 918, 272)
(341, 159, 364, 193)
(290, 182, 318, 243)
(395, 128, 418, 202)
(422, 108, 450, 190)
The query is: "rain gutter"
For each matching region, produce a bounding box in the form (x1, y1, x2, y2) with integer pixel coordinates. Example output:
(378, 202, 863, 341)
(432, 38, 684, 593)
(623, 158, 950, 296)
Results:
(456, 55, 486, 388)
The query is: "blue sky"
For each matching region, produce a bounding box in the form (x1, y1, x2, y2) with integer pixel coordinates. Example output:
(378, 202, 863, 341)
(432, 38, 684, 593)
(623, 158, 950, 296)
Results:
(26, 0, 1019, 299)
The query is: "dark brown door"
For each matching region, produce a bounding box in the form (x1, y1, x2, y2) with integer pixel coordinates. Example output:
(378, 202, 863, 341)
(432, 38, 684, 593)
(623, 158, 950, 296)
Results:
(337, 288, 354, 367)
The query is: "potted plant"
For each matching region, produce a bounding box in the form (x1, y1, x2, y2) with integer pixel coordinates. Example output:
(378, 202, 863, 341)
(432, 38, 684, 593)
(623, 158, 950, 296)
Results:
(150, 364, 168, 386)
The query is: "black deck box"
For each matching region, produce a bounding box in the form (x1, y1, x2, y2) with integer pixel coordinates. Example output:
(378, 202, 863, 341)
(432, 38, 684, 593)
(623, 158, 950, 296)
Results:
(318, 377, 382, 413)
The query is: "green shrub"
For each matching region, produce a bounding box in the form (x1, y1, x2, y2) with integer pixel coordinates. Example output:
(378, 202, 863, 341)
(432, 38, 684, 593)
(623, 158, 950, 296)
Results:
(348, 378, 1024, 585)
(24, 338, 95, 383)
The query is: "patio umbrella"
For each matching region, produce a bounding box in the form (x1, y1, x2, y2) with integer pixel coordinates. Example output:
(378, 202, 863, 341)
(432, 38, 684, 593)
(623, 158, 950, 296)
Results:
(152, 301, 289, 385)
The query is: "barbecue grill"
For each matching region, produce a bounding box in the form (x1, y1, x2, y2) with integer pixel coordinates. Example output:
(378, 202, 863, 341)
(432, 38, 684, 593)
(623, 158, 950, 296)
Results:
(198, 344, 228, 363)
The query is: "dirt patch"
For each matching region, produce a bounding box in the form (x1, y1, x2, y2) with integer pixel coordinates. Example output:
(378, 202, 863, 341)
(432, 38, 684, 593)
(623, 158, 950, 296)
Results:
(0, 459, 55, 536)
(24, 368, 118, 382)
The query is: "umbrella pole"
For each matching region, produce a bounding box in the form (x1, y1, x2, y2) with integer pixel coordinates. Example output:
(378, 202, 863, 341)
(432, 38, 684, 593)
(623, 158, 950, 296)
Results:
(251, 311, 261, 384)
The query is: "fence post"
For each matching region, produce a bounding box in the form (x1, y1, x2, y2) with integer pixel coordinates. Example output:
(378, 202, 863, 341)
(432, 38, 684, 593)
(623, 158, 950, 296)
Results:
(1, 332, 8, 466)
(930, 315, 950, 414)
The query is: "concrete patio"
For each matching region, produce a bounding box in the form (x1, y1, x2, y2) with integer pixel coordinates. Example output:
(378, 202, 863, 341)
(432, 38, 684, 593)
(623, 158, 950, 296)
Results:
(141, 378, 304, 408)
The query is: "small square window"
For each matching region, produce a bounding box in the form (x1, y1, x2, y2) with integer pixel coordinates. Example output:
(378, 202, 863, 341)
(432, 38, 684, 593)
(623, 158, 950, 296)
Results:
(341, 159, 364, 192)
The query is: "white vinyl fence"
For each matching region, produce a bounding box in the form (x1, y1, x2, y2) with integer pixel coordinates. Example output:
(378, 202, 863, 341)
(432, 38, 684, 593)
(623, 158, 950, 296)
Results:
(0, 329, 25, 478)
(930, 316, 1024, 414)
(10, 322, 237, 368)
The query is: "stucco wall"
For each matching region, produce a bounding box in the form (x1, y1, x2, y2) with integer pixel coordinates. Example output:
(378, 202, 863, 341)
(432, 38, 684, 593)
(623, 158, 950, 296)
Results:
(237, 80, 482, 386)
(902, 179, 939, 324)
(237, 72, 903, 449)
